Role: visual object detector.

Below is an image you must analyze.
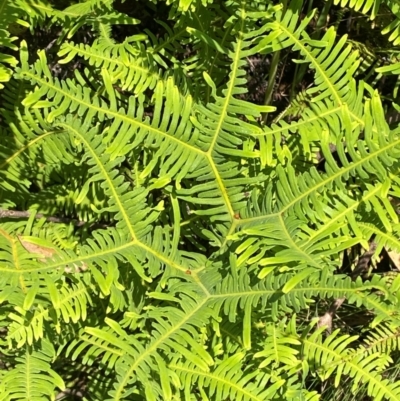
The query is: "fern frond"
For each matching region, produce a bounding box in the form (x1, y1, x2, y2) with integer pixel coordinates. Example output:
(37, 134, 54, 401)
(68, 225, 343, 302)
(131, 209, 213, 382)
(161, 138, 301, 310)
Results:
(254, 317, 301, 370)
(206, 269, 392, 325)
(361, 323, 400, 355)
(72, 297, 214, 400)
(303, 325, 400, 400)
(230, 88, 400, 285)
(7, 280, 91, 348)
(2, 340, 65, 400)
(170, 355, 282, 401)
(16, 36, 272, 234)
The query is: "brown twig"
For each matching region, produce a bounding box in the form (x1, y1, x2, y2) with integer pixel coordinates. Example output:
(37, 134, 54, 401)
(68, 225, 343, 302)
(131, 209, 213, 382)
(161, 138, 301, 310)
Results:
(317, 297, 346, 333)
(0, 209, 111, 229)
(350, 241, 377, 280)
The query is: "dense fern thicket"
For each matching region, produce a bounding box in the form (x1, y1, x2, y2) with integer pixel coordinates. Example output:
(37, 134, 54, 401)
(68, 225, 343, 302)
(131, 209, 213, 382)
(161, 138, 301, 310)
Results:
(2, 0, 400, 399)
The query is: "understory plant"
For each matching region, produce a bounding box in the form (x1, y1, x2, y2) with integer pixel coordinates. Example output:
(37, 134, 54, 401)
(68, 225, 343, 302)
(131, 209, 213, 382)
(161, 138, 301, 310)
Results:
(2, 0, 400, 400)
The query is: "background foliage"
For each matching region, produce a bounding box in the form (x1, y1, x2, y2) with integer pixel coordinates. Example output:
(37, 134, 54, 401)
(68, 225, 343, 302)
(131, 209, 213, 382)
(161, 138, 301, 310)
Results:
(1, 0, 400, 399)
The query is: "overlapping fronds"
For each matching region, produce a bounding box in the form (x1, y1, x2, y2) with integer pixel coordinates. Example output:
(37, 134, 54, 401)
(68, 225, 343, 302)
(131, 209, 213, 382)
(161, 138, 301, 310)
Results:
(57, 41, 166, 95)
(1, 0, 400, 400)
